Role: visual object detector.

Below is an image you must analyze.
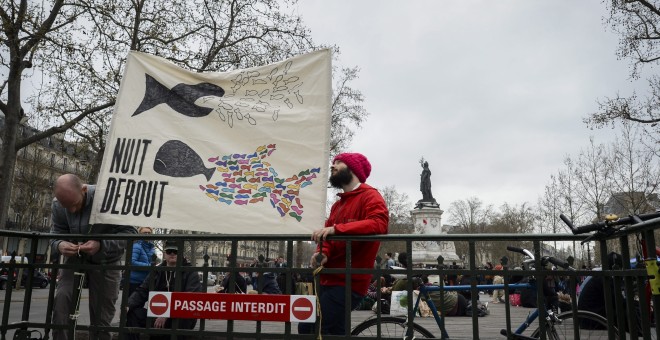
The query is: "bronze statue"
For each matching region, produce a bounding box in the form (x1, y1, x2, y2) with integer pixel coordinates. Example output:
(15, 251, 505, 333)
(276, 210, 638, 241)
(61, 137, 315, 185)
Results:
(417, 158, 438, 208)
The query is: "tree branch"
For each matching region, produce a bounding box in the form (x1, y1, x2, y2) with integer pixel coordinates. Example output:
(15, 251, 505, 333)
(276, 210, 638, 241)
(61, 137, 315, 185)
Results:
(16, 101, 114, 149)
(635, 0, 660, 18)
(19, 0, 66, 58)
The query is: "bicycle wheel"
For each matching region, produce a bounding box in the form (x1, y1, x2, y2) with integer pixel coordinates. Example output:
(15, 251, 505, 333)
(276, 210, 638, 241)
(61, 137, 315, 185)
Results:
(531, 310, 618, 340)
(351, 316, 435, 338)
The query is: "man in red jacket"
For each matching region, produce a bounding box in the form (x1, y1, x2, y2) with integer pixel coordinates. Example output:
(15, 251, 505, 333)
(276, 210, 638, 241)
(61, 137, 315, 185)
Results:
(298, 152, 389, 336)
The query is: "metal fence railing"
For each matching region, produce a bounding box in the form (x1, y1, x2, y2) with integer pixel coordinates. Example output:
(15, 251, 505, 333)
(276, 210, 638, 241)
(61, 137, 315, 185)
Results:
(0, 219, 657, 340)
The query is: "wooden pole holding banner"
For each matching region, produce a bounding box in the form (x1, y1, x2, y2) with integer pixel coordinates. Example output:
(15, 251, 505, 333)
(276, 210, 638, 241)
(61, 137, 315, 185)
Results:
(67, 251, 85, 340)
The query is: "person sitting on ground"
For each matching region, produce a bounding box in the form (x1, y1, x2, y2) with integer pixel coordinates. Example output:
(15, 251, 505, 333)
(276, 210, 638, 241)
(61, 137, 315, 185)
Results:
(391, 252, 468, 316)
(367, 276, 392, 300)
(362, 276, 392, 311)
(458, 273, 473, 300)
(126, 240, 202, 340)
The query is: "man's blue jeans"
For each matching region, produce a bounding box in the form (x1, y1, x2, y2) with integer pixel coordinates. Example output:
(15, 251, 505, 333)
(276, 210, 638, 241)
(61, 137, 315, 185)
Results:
(298, 285, 364, 335)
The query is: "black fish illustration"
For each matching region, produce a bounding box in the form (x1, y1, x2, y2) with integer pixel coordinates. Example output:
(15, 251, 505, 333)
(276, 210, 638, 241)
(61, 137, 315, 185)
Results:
(154, 140, 215, 181)
(132, 74, 225, 117)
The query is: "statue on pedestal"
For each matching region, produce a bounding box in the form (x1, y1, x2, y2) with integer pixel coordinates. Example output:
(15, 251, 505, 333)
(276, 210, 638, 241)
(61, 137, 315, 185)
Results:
(416, 158, 439, 209)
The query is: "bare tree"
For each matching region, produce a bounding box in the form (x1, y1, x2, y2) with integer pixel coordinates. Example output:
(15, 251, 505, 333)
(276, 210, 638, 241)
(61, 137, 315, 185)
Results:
(447, 197, 493, 234)
(556, 156, 587, 227)
(378, 185, 413, 256)
(557, 139, 611, 265)
(537, 174, 561, 234)
(538, 173, 587, 264)
(489, 203, 535, 234)
(330, 66, 369, 156)
(585, 0, 660, 135)
(541, 155, 594, 263)
(0, 0, 82, 232)
(606, 123, 660, 213)
(446, 197, 493, 262)
(380, 185, 413, 224)
(541, 125, 659, 262)
(488, 203, 536, 265)
(574, 137, 611, 221)
(10, 144, 52, 233)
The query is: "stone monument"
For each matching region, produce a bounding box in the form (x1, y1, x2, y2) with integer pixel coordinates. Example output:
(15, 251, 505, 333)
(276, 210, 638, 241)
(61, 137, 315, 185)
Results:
(411, 158, 461, 266)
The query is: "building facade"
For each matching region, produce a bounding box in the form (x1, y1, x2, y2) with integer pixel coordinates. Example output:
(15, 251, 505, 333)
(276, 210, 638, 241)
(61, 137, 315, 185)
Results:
(0, 116, 93, 261)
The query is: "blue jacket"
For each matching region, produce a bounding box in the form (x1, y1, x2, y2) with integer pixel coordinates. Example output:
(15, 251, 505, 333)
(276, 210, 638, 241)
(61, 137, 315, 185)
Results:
(130, 240, 155, 284)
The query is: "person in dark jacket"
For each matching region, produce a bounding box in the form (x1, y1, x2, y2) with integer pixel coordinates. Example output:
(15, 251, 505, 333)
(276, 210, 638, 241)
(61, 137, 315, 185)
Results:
(577, 252, 642, 333)
(255, 272, 282, 294)
(219, 272, 247, 293)
(129, 227, 156, 296)
(126, 240, 202, 340)
(50, 174, 136, 340)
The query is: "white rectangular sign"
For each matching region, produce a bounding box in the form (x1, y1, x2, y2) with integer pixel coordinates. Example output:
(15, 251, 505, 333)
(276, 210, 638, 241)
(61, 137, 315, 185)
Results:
(90, 50, 331, 233)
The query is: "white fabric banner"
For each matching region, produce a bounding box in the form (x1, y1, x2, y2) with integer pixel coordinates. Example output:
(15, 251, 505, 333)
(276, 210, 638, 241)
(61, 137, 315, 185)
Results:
(90, 50, 331, 234)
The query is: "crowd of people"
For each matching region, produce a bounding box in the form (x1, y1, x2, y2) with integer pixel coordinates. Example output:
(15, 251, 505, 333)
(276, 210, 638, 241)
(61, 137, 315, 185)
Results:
(47, 152, 389, 338)
(353, 250, 623, 325)
(46, 149, 643, 339)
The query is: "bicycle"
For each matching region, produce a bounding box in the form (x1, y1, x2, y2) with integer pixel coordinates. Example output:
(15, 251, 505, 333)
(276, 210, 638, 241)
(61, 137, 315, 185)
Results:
(351, 246, 613, 339)
(560, 211, 660, 340)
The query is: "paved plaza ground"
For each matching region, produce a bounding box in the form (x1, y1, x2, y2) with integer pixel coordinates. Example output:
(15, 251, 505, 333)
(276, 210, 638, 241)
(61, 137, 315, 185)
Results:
(1, 287, 542, 339)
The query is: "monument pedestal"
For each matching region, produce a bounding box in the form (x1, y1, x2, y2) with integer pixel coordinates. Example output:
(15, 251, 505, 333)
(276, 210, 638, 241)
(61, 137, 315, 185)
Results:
(411, 206, 461, 267)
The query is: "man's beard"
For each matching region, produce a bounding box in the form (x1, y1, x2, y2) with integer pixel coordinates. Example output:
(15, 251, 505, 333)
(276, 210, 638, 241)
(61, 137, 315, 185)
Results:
(329, 167, 354, 189)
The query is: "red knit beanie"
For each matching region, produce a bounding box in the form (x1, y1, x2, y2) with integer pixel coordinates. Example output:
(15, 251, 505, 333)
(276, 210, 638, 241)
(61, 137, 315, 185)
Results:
(333, 153, 371, 183)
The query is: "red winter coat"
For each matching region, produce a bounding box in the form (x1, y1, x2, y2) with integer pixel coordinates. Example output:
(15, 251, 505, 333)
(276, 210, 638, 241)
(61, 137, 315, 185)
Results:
(317, 183, 389, 295)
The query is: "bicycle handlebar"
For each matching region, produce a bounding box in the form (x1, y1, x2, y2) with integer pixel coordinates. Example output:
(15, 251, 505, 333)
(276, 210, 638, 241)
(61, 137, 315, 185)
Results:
(507, 246, 570, 269)
(547, 256, 570, 269)
(506, 246, 534, 259)
(506, 245, 524, 254)
(560, 212, 660, 235)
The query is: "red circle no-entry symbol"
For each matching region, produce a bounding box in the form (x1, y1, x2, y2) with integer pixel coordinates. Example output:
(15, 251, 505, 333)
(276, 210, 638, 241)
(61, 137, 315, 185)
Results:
(291, 297, 314, 321)
(149, 293, 169, 316)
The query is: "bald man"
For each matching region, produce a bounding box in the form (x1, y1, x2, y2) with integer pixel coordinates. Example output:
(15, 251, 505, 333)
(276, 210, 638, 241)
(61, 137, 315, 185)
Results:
(50, 174, 136, 340)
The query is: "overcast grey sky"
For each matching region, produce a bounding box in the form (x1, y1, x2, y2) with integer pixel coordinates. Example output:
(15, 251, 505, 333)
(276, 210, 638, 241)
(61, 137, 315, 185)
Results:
(292, 1, 646, 213)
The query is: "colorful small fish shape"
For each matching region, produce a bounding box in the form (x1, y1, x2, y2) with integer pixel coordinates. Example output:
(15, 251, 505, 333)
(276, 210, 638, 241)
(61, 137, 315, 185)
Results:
(200, 144, 321, 222)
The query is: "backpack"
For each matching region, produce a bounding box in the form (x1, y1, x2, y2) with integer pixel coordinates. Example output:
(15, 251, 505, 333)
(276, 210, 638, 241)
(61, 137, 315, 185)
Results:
(465, 301, 490, 317)
(371, 298, 390, 315)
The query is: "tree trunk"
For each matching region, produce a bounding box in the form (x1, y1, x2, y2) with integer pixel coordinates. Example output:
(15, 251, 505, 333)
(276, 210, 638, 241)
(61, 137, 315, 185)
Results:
(0, 67, 23, 230)
(0, 139, 18, 229)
